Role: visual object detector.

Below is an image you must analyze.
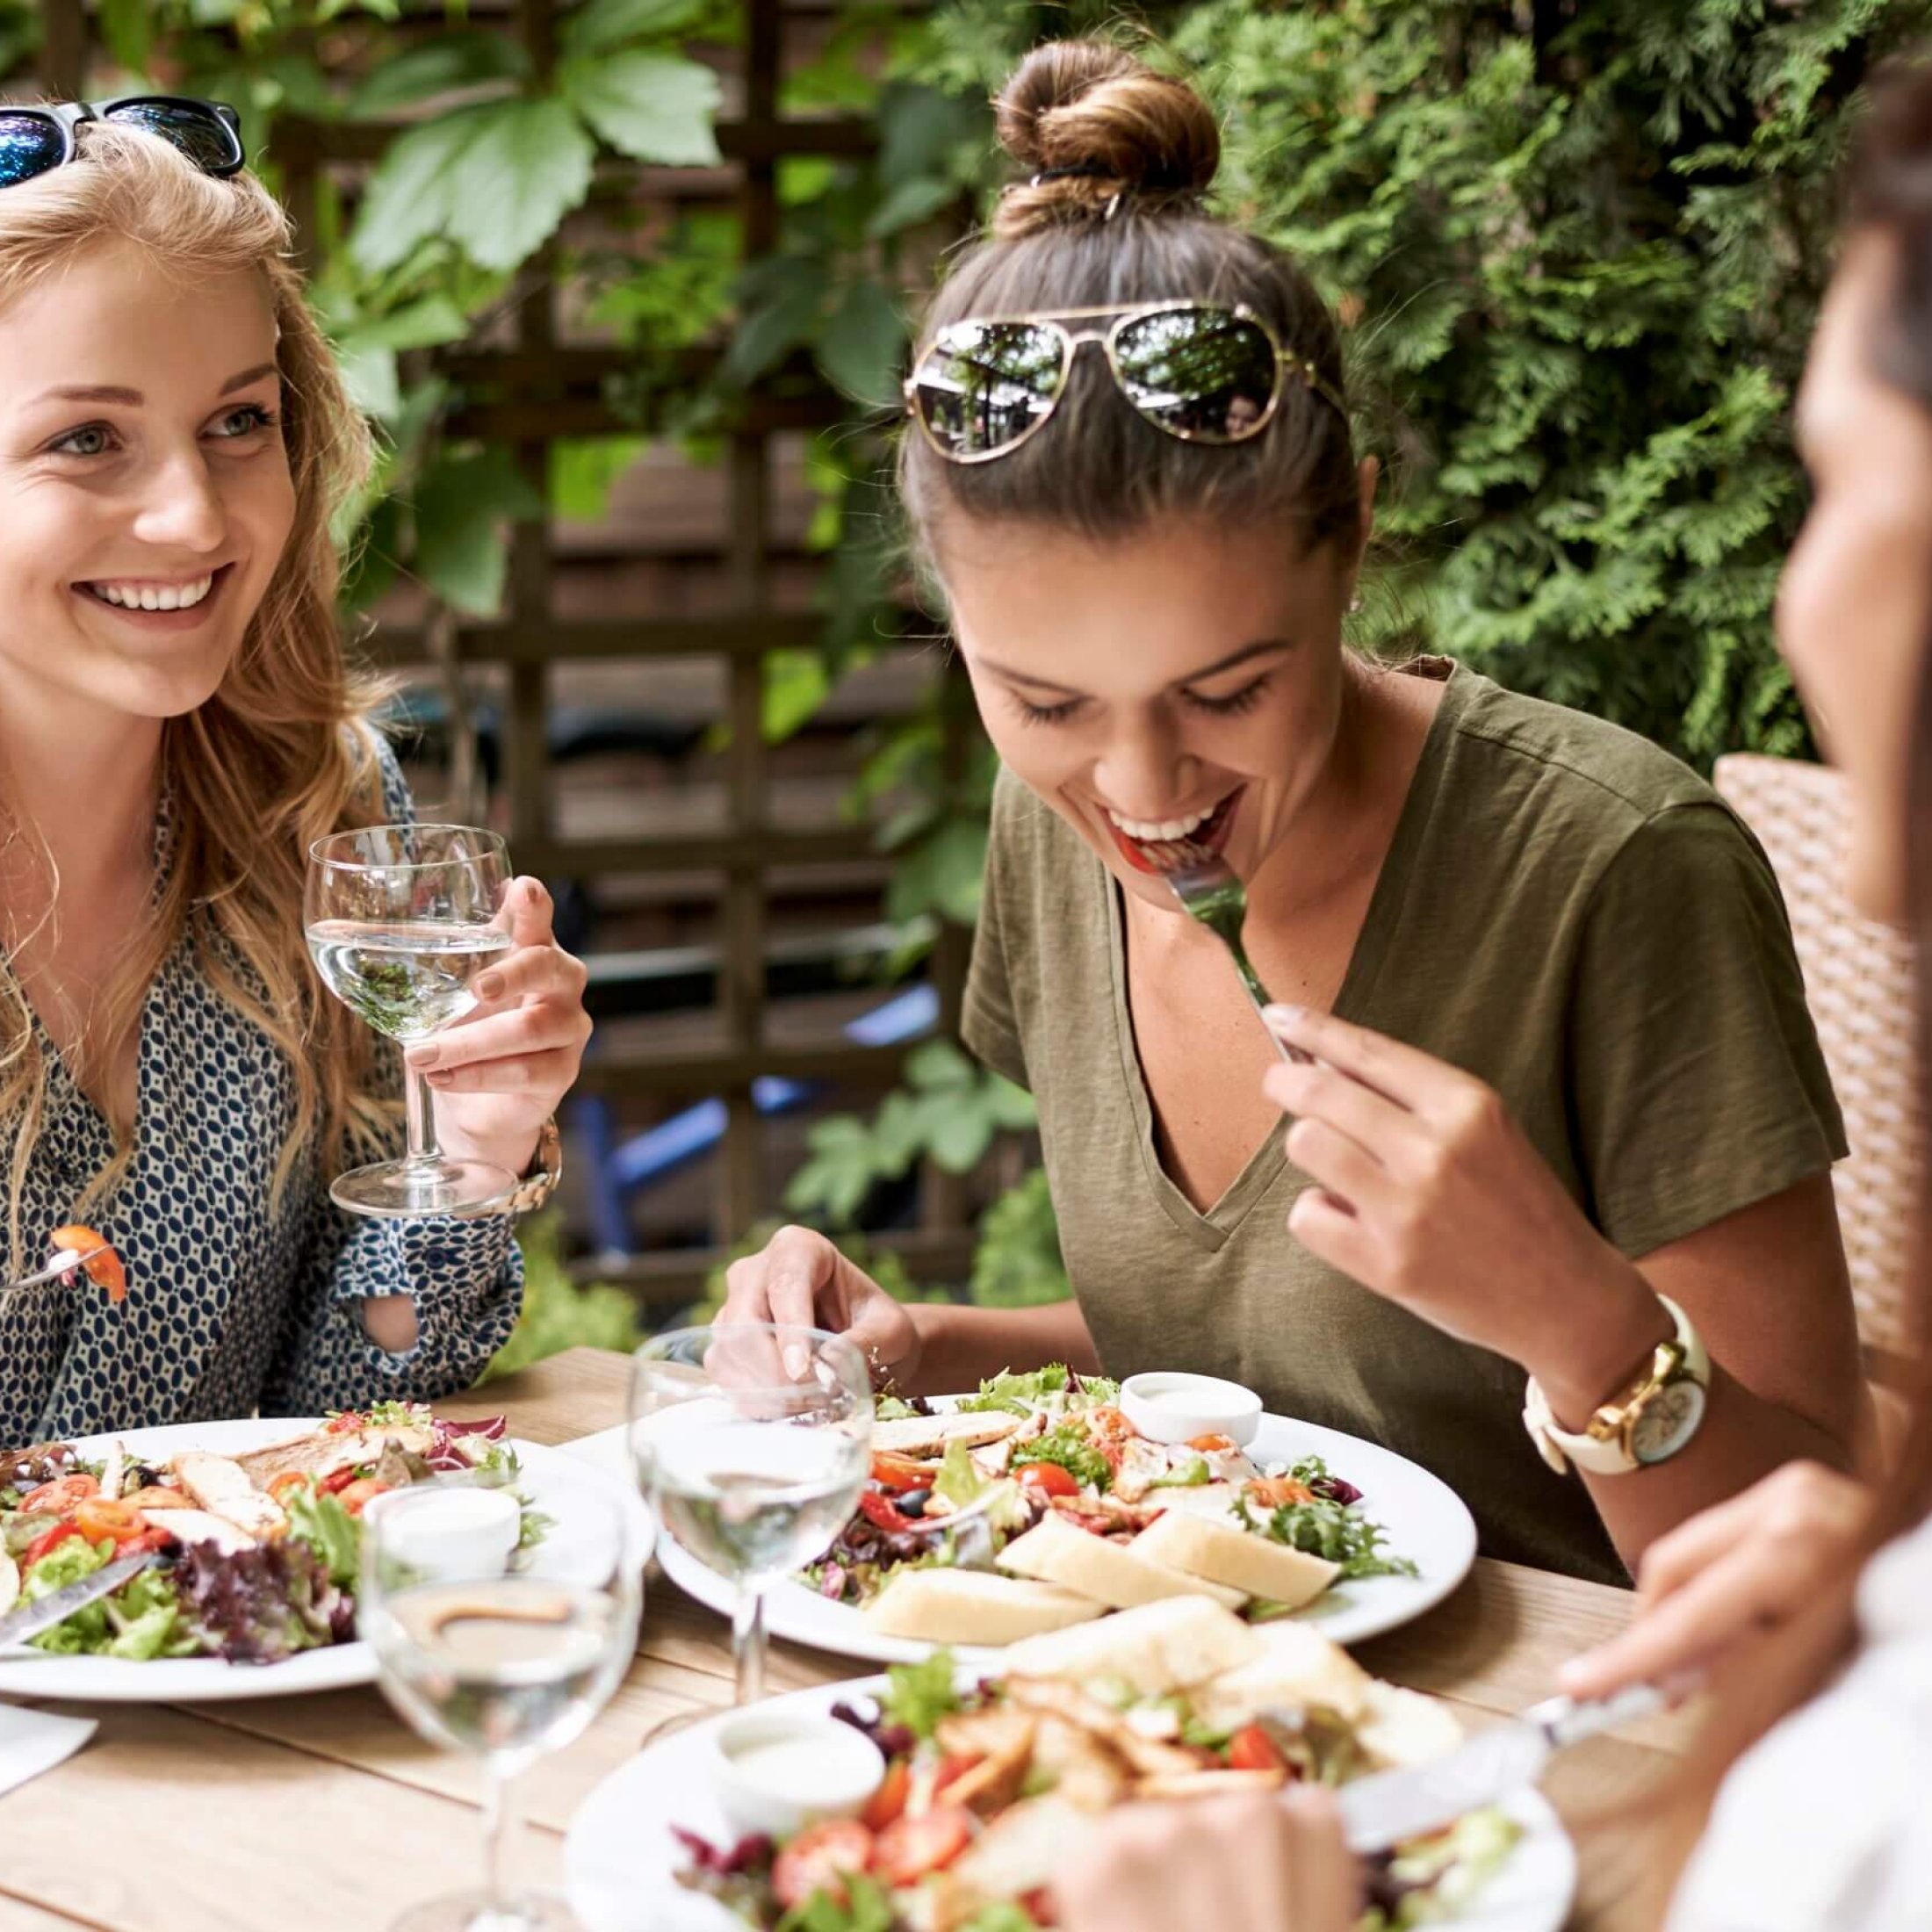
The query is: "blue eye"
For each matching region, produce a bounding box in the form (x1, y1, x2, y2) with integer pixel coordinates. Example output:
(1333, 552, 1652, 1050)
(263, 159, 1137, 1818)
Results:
(49, 422, 116, 458)
(213, 403, 278, 439)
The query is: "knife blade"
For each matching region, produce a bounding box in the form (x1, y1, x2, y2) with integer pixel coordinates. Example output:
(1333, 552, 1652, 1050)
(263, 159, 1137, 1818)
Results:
(1333, 1681, 1670, 1854)
(0, 1550, 162, 1652)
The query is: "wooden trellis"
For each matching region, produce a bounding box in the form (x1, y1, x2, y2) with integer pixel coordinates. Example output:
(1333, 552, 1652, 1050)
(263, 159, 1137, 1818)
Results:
(31, 0, 979, 1305)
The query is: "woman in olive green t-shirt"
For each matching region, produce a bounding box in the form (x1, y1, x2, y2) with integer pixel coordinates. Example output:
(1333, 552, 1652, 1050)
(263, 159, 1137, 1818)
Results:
(720, 43, 1863, 1582)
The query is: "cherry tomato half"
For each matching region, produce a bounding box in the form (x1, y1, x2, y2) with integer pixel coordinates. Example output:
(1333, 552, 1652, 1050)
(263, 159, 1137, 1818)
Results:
(770, 1820, 875, 1912)
(1018, 1462, 1079, 1501)
(22, 1521, 88, 1568)
(335, 1480, 389, 1517)
(74, 1496, 143, 1544)
(48, 1226, 126, 1303)
(870, 1805, 974, 1885)
(856, 1491, 919, 1535)
(1227, 1724, 1291, 1776)
(19, 1473, 99, 1516)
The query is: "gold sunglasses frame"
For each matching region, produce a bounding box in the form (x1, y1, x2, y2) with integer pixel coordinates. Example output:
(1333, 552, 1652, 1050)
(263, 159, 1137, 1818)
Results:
(902, 298, 1345, 466)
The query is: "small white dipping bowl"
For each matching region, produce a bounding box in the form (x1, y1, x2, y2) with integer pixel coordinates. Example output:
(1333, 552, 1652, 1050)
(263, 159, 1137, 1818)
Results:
(1120, 1371, 1264, 1447)
(711, 1711, 886, 1841)
(363, 1485, 522, 1582)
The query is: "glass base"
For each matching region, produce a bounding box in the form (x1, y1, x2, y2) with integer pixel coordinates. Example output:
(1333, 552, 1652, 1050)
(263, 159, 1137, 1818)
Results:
(331, 1155, 517, 1220)
(387, 1891, 575, 1932)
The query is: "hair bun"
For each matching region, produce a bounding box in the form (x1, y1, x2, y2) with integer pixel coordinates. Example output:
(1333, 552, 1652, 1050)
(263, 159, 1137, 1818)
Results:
(993, 41, 1219, 234)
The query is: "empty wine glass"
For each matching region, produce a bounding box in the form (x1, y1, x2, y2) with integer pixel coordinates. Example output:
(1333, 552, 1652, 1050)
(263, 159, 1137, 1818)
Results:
(306, 824, 515, 1216)
(631, 1325, 872, 1705)
(361, 1480, 642, 1932)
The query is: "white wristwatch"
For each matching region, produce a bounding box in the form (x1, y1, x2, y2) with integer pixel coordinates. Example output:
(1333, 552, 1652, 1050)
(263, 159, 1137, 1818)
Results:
(1523, 1295, 1711, 1476)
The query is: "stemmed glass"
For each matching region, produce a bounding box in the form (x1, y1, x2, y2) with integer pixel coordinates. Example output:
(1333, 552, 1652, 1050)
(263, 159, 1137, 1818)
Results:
(305, 824, 516, 1217)
(361, 1480, 642, 1932)
(631, 1325, 872, 1705)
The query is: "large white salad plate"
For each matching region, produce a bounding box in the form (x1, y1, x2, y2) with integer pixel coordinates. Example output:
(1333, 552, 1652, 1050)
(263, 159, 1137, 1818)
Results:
(563, 1675, 1576, 1932)
(655, 1402, 1479, 1667)
(0, 1415, 655, 1704)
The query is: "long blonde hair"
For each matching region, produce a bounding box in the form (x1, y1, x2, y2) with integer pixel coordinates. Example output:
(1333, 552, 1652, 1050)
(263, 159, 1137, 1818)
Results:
(0, 118, 395, 1260)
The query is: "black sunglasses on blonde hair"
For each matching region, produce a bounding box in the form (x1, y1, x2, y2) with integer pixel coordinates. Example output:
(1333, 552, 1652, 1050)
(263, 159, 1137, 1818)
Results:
(0, 98, 244, 191)
(905, 299, 1348, 465)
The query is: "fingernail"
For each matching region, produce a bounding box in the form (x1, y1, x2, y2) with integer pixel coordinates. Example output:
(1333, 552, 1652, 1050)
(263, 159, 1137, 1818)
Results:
(1262, 1004, 1305, 1027)
(407, 1044, 439, 1068)
(475, 973, 503, 1000)
(782, 1344, 810, 1380)
(425, 1069, 454, 1088)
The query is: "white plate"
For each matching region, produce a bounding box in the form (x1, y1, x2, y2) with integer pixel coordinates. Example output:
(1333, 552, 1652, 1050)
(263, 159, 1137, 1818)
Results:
(0, 1416, 656, 1703)
(564, 1676, 1575, 1932)
(657, 1406, 1478, 1666)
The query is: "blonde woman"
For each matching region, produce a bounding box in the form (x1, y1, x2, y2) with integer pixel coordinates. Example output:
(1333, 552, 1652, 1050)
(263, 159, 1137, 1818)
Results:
(0, 100, 591, 1437)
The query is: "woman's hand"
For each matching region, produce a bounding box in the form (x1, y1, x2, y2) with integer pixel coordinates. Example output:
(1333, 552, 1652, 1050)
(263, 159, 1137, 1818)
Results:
(1260, 1004, 1670, 1424)
(1559, 1460, 1871, 1700)
(1056, 1790, 1359, 1932)
(718, 1223, 920, 1385)
(405, 877, 592, 1179)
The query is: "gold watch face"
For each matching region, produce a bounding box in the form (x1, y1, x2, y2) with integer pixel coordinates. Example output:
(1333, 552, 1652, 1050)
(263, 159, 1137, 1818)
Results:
(1632, 1378, 1706, 1466)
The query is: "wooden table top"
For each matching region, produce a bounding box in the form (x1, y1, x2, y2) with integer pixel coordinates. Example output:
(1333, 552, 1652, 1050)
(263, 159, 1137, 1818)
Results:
(0, 1347, 1693, 1932)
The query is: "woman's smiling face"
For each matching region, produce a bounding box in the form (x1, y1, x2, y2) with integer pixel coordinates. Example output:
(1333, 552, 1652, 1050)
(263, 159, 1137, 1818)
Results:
(940, 513, 1363, 911)
(0, 239, 294, 727)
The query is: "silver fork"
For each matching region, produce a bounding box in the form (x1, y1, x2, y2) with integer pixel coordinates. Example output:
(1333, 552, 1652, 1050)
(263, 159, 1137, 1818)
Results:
(0, 1249, 99, 1305)
(1148, 841, 1311, 1065)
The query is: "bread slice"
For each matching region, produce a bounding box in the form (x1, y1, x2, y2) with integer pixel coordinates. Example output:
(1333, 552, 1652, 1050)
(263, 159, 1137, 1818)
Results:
(871, 1411, 1022, 1458)
(861, 1568, 1103, 1645)
(1186, 1619, 1373, 1734)
(997, 1511, 1247, 1613)
(998, 1595, 1262, 1697)
(1132, 1510, 1340, 1611)
(1356, 1680, 1463, 1768)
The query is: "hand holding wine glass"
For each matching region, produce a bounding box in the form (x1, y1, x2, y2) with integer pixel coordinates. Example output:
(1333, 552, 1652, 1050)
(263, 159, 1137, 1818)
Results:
(631, 1325, 872, 1706)
(306, 825, 588, 1217)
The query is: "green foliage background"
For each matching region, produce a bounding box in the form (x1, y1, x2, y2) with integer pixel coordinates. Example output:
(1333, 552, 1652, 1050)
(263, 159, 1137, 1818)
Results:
(5, 0, 1927, 1361)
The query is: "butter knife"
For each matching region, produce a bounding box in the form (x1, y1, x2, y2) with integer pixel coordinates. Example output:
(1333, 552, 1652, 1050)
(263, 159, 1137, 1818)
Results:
(0, 1549, 162, 1653)
(1332, 1681, 1670, 1853)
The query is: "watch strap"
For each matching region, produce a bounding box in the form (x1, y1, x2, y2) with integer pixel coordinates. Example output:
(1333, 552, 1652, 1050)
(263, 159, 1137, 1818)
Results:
(504, 1115, 563, 1215)
(1523, 1295, 1709, 1477)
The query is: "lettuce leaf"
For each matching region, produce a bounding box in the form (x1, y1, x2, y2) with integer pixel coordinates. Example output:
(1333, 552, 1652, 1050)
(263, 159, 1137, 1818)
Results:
(955, 1365, 1071, 1415)
(933, 1440, 1028, 1533)
(284, 1486, 361, 1589)
(878, 1649, 960, 1741)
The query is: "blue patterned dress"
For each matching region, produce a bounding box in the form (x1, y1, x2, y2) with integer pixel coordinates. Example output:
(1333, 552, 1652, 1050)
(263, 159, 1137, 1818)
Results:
(0, 740, 523, 1440)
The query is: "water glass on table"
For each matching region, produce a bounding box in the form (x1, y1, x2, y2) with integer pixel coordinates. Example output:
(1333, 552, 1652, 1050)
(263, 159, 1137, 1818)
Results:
(360, 1481, 642, 1932)
(305, 824, 515, 1217)
(631, 1324, 872, 1705)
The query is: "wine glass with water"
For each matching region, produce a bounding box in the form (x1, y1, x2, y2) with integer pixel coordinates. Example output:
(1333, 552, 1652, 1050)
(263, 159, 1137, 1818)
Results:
(631, 1325, 872, 1705)
(361, 1481, 642, 1932)
(305, 824, 516, 1217)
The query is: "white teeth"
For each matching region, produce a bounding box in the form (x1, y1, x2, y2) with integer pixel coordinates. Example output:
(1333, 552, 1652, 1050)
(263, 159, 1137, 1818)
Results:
(1106, 800, 1219, 842)
(89, 574, 215, 612)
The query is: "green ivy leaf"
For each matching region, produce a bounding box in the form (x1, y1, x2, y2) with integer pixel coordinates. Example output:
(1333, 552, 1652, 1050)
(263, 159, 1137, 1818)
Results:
(551, 437, 650, 520)
(865, 174, 960, 241)
(885, 816, 986, 927)
(350, 110, 494, 276)
(335, 340, 400, 421)
(343, 294, 472, 355)
(97, 0, 154, 75)
(784, 1116, 883, 1224)
(763, 648, 833, 741)
(411, 448, 545, 616)
(719, 256, 830, 388)
(562, 51, 723, 167)
(347, 32, 527, 119)
(562, 0, 711, 60)
(444, 99, 598, 271)
(815, 278, 905, 407)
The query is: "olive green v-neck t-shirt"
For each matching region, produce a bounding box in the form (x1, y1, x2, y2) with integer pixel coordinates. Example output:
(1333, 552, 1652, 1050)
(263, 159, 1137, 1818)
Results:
(962, 663, 1846, 1584)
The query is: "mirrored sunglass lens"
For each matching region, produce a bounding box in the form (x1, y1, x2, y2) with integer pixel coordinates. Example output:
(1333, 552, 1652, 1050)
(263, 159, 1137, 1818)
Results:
(1113, 308, 1279, 442)
(105, 101, 240, 171)
(912, 321, 1065, 458)
(0, 113, 64, 190)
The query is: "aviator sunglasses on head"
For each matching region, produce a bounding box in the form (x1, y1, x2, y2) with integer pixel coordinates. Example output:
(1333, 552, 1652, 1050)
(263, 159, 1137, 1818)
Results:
(0, 97, 244, 191)
(904, 298, 1347, 465)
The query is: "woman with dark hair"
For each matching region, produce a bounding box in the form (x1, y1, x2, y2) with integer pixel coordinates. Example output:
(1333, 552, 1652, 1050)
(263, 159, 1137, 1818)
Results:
(1056, 54, 1932, 1932)
(721, 40, 1863, 1585)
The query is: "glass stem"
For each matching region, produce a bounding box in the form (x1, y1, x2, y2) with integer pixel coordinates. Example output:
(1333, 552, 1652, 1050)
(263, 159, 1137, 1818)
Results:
(479, 1758, 518, 1921)
(405, 1053, 442, 1167)
(732, 1582, 768, 1705)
